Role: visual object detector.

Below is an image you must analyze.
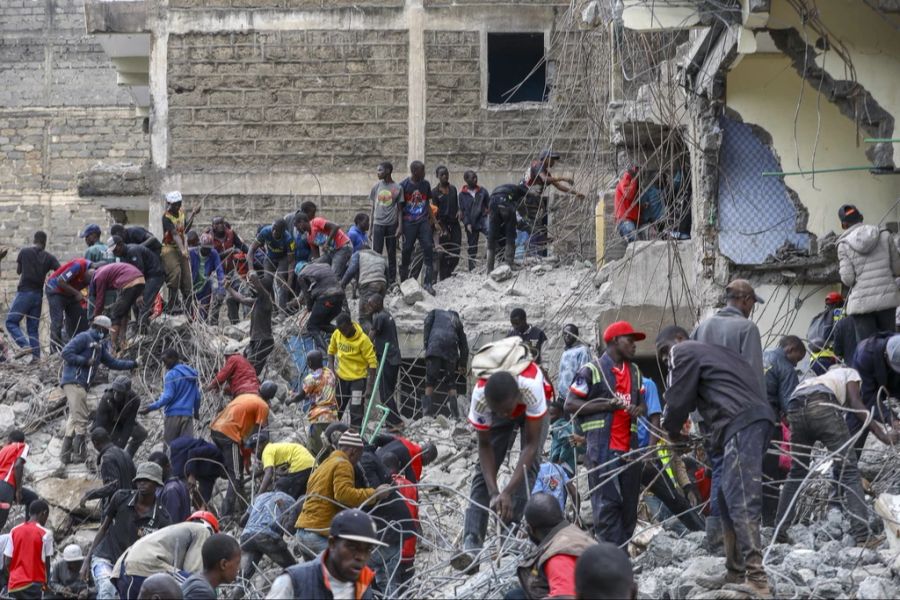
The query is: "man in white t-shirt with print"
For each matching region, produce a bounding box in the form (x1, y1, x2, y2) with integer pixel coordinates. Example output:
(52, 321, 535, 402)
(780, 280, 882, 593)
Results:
(775, 366, 899, 545)
(451, 363, 550, 573)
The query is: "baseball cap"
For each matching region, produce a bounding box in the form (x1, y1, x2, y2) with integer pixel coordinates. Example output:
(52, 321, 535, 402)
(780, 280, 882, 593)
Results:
(338, 431, 365, 449)
(538, 149, 561, 160)
(603, 321, 646, 344)
(92, 315, 113, 330)
(133, 462, 164, 486)
(165, 191, 183, 204)
(199, 233, 214, 248)
(80, 224, 101, 238)
(825, 292, 844, 305)
(62, 544, 85, 562)
(725, 279, 765, 304)
(886, 335, 900, 374)
(838, 204, 863, 224)
(330, 509, 387, 547)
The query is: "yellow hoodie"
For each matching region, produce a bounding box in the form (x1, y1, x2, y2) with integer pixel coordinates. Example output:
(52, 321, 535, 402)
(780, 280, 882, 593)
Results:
(328, 322, 378, 381)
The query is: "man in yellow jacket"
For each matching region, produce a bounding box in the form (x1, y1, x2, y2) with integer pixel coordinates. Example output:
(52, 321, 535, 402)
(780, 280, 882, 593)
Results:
(295, 431, 390, 558)
(328, 313, 378, 428)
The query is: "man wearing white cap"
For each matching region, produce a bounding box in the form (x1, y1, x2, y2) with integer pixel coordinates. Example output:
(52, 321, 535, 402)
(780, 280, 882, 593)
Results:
(49, 544, 89, 598)
(160, 191, 201, 312)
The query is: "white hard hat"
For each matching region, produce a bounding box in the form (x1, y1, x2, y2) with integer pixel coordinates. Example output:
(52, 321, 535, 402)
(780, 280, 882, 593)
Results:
(92, 315, 113, 330)
(165, 191, 183, 204)
(62, 544, 85, 562)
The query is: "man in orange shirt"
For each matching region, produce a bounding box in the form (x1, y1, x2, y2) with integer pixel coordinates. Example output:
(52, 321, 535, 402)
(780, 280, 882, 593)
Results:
(210, 381, 273, 518)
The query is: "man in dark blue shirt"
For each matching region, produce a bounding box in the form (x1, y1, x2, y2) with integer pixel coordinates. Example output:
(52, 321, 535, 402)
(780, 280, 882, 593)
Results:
(398, 161, 437, 296)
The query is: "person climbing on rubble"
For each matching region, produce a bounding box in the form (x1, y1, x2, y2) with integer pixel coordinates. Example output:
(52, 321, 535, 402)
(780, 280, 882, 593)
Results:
(209, 381, 273, 518)
(565, 321, 646, 546)
(110, 223, 162, 255)
(161, 191, 201, 314)
(379, 451, 419, 588)
(452, 337, 550, 573)
(341, 244, 388, 331)
(49, 544, 91, 599)
(140, 348, 201, 445)
(295, 349, 338, 458)
(486, 182, 528, 272)
(92, 375, 147, 459)
(348, 212, 371, 253)
(248, 430, 315, 499)
(508, 308, 548, 365)
(110, 510, 219, 599)
(433, 165, 462, 281)
(46, 257, 94, 353)
(370, 161, 402, 288)
(656, 325, 775, 597)
(0, 431, 38, 532)
(373, 434, 437, 486)
(206, 345, 260, 399)
(837, 204, 900, 342)
(364, 294, 403, 428)
(80, 462, 172, 599)
(294, 432, 392, 559)
(504, 492, 596, 600)
(5, 230, 58, 361)
(181, 533, 242, 600)
(807, 292, 854, 374)
(458, 170, 490, 272)
(80, 223, 108, 264)
(848, 332, 900, 451)
(249, 217, 295, 310)
(271, 508, 385, 600)
(557, 324, 592, 397)
(89, 261, 145, 352)
(521, 149, 584, 257)
(238, 489, 297, 581)
(4, 499, 53, 600)
(398, 160, 438, 296)
(422, 308, 468, 418)
(148, 451, 191, 524)
(60, 315, 137, 465)
(206, 216, 249, 325)
(109, 235, 165, 332)
(188, 232, 225, 322)
(168, 436, 226, 507)
(328, 313, 378, 429)
(79, 427, 136, 509)
(225, 271, 275, 375)
(614, 165, 640, 243)
(294, 212, 354, 279)
(293, 261, 346, 352)
(774, 363, 897, 547)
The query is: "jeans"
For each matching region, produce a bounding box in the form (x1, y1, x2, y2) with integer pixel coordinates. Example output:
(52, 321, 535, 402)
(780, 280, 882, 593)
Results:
(5, 290, 42, 358)
(437, 222, 461, 280)
(585, 438, 642, 546)
(487, 202, 517, 270)
(263, 254, 293, 309)
(369, 542, 402, 598)
(92, 557, 117, 600)
(275, 468, 312, 499)
(296, 529, 329, 559)
(761, 425, 784, 526)
(241, 534, 296, 579)
(617, 220, 637, 243)
(720, 420, 772, 586)
(47, 292, 87, 352)
(306, 294, 343, 351)
(319, 244, 353, 280)
(372, 224, 398, 285)
(641, 460, 704, 532)
(465, 227, 483, 271)
(399, 220, 434, 285)
(462, 415, 548, 549)
(851, 309, 895, 344)
(776, 395, 869, 541)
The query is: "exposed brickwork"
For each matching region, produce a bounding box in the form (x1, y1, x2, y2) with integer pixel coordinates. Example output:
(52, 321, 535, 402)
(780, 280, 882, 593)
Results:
(167, 30, 409, 171)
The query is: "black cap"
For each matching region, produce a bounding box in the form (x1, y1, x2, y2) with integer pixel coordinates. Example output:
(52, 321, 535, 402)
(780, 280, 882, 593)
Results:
(538, 149, 561, 160)
(838, 204, 863, 224)
(330, 509, 387, 547)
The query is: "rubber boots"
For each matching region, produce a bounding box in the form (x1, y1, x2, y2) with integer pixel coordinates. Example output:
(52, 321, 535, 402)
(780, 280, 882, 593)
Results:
(60, 436, 73, 465)
(72, 434, 86, 463)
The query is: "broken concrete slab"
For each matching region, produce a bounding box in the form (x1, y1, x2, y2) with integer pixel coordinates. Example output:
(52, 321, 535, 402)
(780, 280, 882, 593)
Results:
(489, 265, 513, 282)
(400, 279, 425, 305)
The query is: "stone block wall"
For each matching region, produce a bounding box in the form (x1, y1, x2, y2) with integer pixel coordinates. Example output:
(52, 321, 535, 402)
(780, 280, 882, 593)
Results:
(167, 30, 409, 172)
(169, 0, 403, 8)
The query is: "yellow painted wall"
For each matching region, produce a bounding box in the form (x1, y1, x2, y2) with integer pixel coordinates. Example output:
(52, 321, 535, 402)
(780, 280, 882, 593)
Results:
(726, 54, 900, 238)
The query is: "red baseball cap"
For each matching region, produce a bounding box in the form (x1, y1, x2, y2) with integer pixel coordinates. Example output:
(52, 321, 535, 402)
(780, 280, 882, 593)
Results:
(825, 292, 844, 305)
(603, 321, 646, 343)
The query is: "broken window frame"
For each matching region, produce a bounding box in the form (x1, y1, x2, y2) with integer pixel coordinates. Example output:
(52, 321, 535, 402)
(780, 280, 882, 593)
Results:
(481, 30, 553, 111)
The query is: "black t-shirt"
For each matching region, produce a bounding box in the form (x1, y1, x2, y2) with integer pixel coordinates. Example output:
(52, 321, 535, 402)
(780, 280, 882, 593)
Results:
(124, 244, 164, 277)
(250, 290, 274, 341)
(433, 185, 459, 226)
(17, 246, 60, 293)
(508, 325, 548, 364)
(95, 490, 171, 562)
(124, 227, 162, 254)
(370, 310, 402, 366)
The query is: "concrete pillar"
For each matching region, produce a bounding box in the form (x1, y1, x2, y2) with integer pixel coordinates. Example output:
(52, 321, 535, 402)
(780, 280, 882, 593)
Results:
(407, 0, 426, 164)
(148, 3, 168, 237)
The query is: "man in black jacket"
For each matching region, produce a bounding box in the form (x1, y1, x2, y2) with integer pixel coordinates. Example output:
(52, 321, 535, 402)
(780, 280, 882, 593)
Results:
(487, 183, 528, 272)
(110, 236, 165, 330)
(93, 376, 147, 458)
(79, 428, 137, 508)
(850, 332, 900, 450)
(422, 309, 468, 417)
(656, 326, 775, 597)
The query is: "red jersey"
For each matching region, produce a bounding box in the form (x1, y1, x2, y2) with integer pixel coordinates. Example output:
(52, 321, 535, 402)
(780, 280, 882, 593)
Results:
(0, 443, 28, 488)
(5, 521, 53, 591)
(614, 170, 639, 223)
(609, 362, 634, 453)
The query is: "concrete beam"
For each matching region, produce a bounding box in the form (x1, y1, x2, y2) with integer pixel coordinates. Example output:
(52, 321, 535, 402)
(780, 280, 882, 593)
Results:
(117, 71, 150, 87)
(621, 1, 702, 31)
(84, 0, 149, 34)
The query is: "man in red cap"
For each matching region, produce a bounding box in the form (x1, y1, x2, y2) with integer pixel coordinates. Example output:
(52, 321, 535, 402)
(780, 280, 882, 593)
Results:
(565, 321, 646, 546)
(808, 291, 850, 374)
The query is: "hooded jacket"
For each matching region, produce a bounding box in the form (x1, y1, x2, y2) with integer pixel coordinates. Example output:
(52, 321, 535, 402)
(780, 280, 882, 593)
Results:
(148, 363, 201, 417)
(60, 330, 136, 388)
(838, 223, 900, 315)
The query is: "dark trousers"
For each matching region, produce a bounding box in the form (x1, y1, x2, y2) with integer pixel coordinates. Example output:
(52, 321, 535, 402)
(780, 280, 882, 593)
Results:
(399, 220, 434, 285)
(117, 574, 146, 600)
(465, 227, 482, 271)
(777, 396, 869, 540)
(379, 363, 402, 426)
(641, 461, 705, 532)
(318, 245, 353, 280)
(720, 420, 772, 585)
(263, 254, 293, 309)
(112, 422, 148, 457)
(586, 439, 642, 546)
(246, 338, 275, 375)
(212, 431, 243, 517)
(372, 224, 398, 285)
(0, 481, 38, 531)
(10, 583, 43, 600)
(47, 292, 87, 352)
(338, 377, 367, 428)
(275, 467, 312, 499)
(462, 415, 547, 548)
(358, 282, 387, 332)
(241, 534, 296, 580)
(437, 222, 461, 280)
(851, 308, 895, 344)
(138, 273, 165, 328)
(761, 425, 784, 526)
(5, 290, 42, 358)
(487, 203, 517, 270)
(307, 294, 343, 351)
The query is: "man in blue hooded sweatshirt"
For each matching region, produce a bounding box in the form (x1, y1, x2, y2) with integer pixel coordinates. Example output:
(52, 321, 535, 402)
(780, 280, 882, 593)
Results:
(140, 348, 201, 444)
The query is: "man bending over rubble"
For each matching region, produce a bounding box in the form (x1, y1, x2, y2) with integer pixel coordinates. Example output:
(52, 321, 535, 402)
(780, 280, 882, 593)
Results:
(452, 337, 550, 573)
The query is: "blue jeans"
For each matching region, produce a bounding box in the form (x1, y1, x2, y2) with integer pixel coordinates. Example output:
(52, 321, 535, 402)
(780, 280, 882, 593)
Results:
(5, 291, 42, 358)
(369, 542, 402, 597)
(296, 529, 329, 559)
(92, 557, 117, 600)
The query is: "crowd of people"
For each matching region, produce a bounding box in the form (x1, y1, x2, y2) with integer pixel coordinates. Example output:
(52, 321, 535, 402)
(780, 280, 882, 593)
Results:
(0, 148, 898, 600)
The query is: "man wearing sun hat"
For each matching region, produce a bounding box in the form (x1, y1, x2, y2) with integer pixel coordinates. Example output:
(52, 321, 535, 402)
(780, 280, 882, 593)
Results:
(268, 508, 384, 600)
(161, 190, 201, 313)
(565, 321, 646, 546)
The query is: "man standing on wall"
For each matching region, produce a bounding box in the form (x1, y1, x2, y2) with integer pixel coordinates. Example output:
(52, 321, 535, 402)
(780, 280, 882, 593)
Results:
(398, 161, 438, 296)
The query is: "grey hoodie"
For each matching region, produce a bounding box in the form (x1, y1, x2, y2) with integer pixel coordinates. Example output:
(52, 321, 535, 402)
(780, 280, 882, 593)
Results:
(837, 223, 900, 315)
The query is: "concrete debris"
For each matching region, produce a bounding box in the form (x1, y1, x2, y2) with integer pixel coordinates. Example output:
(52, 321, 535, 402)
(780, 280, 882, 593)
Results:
(489, 265, 514, 282)
(581, 0, 602, 27)
(400, 278, 425, 305)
